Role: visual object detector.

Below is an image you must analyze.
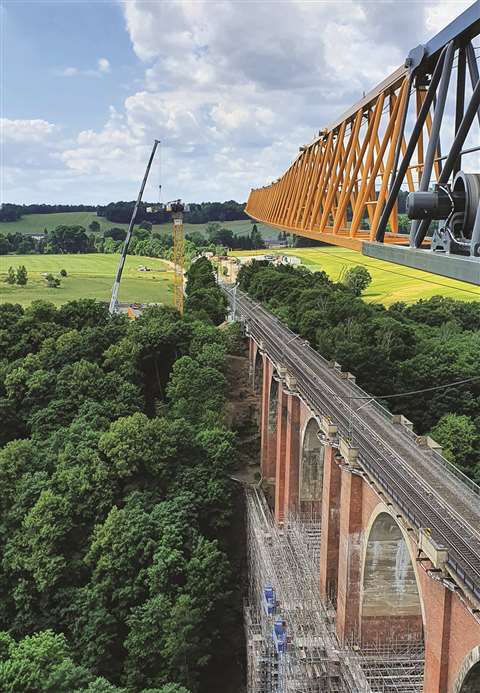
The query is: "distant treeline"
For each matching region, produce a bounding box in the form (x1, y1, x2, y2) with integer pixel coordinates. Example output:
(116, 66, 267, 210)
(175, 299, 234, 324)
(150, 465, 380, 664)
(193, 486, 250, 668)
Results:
(0, 204, 97, 222)
(1, 200, 249, 225)
(98, 200, 248, 225)
(0, 220, 265, 257)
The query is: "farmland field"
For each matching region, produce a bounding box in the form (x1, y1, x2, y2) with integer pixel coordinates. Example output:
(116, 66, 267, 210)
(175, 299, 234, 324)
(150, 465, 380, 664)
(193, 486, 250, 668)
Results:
(0, 212, 273, 238)
(0, 254, 174, 306)
(231, 246, 480, 305)
(0, 212, 114, 235)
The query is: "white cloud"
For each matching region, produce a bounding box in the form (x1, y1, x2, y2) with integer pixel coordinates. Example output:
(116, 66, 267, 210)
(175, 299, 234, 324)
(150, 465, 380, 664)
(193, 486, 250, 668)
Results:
(1, 118, 58, 143)
(98, 58, 111, 74)
(5, 0, 478, 203)
(59, 67, 79, 77)
(56, 57, 112, 78)
(425, 0, 473, 33)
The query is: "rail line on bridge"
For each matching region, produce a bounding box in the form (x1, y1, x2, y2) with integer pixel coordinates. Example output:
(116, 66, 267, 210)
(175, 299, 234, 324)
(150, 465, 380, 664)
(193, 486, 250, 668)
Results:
(224, 285, 480, 607)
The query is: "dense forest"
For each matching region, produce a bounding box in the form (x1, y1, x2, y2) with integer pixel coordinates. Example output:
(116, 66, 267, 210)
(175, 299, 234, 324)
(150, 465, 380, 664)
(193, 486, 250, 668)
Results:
(99, 201, 248, 225)
(0, 260, 243, 692)
(237, 262, 480, 481)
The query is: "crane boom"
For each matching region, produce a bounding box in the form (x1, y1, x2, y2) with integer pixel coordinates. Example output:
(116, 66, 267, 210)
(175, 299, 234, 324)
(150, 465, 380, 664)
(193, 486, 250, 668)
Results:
(109, 139, 160, 314)
(245, 2, 480, 285)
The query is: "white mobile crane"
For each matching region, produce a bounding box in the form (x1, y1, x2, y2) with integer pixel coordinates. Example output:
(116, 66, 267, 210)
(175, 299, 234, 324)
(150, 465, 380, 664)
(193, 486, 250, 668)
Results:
(108, 139, 160, 314)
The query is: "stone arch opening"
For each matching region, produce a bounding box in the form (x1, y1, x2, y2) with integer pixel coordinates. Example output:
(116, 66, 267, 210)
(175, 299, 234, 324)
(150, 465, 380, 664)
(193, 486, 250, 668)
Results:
(300, 418, 324, 512)
(262, 373, 279, 490)
(253, 349, 263, 396)
(455, 648, 480, 693)
(361, 511, 424, 645)
(268, 377, 278, 433)
(459, 662, 480, 693)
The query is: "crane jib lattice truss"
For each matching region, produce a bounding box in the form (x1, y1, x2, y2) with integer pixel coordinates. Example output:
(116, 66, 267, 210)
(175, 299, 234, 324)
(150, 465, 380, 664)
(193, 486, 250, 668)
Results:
(245, 1, 480, 285)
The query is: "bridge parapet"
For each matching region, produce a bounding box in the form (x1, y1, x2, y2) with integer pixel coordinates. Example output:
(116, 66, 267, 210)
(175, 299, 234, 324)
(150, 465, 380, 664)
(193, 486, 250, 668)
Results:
(392, 413, 415, 431)
(337, 437, 360, 469)
(319, 415, 338, 445)
(417, 435, 444, 454)
(418, 529, 449, 572)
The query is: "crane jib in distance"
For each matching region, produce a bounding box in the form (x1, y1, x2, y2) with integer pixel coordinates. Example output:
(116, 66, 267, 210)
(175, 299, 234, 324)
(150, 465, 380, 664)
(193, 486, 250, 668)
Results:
(245, 1, 480, 285)
(109, 139, 160, 315)
(108, 143, 187, 315)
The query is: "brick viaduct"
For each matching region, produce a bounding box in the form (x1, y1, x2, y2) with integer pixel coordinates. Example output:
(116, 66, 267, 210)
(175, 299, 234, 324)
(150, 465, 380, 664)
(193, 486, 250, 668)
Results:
(248, 336, 480, 693)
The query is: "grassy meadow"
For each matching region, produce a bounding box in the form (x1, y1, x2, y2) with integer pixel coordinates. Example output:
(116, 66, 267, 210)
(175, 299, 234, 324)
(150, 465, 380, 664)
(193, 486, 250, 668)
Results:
(231, 246, 480, 306)
(0, 212, 113, 235)
(0, 212, 273, 239)
(0, 254, 174, 306)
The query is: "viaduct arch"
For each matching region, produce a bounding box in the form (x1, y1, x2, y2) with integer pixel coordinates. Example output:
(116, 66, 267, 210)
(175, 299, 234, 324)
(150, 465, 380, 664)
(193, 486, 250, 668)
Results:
(251, 342, 480, 692)
(300, 417, 324, 515)
(458, 661, 480, 692)
(253, 348, 263, 397)
(454, 647, 480, 693)
(361, 508, 424, 645)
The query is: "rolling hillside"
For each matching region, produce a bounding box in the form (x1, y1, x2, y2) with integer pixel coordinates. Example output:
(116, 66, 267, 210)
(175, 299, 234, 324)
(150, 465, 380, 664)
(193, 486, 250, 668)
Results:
(0, 254, 174, 306)
(0, 212, 274, 239)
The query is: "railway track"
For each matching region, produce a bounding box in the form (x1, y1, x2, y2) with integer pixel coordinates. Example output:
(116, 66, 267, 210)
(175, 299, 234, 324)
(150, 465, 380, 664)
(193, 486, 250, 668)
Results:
(224, 286, 480, 603)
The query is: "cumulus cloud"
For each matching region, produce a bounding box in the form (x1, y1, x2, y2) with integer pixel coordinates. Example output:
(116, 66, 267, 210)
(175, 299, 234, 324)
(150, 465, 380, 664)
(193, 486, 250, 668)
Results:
(98, 58, 111, 74)
(1, 119, 73, 203)
(65, 0, 432, 201)
(0, 118, 59, 148)
(1, 118, 58, 143)
(5, 0, 476, 203)
(425, 0, 473, 33)
(56, 57, 111, 78)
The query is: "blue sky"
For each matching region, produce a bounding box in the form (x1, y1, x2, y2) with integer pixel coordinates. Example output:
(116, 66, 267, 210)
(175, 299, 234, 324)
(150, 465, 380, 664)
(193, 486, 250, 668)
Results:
(5, 1, 137, 133)
(1, 0, 474, 205)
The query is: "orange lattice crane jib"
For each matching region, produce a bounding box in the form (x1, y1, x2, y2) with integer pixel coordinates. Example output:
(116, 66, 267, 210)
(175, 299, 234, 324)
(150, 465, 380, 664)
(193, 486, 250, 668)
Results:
(165, 200, 189, 314)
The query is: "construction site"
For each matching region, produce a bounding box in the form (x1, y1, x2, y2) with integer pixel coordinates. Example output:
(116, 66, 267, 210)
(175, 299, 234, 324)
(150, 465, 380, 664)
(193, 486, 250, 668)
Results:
(244, 486, 425, 692)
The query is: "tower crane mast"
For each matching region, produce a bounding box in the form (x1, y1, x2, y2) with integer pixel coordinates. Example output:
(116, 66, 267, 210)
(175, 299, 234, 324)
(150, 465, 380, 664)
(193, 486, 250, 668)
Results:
(165, 199, 189, 314)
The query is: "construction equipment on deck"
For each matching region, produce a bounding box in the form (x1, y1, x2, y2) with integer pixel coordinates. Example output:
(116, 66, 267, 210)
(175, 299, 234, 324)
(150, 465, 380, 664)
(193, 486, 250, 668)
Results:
(109, 139, 160, 314)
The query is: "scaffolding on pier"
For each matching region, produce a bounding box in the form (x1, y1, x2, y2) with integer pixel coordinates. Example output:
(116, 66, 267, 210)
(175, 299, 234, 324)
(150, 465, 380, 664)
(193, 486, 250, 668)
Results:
(244, 486, 368, 692)
(352, 639, 425, 693)
(244, 486, 425, 693)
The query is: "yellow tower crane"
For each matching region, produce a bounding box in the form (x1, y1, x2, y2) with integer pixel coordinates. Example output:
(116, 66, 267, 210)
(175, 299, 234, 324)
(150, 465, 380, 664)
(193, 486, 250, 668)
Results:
(165, 200, 189, 314)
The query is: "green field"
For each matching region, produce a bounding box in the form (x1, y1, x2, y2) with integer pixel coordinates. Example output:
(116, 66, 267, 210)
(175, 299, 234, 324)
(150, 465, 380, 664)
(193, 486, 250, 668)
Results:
(0, 212, 273, 238)
(231, 246, 480, 305)
(0, 212, 115, 235)
(183, 218, 273, 238)
(0, 254, 174, 306)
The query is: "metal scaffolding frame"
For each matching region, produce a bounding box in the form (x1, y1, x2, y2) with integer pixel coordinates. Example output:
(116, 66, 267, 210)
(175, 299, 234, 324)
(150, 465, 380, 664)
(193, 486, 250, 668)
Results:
(244, 486, 425, 692)
(352, 639, 425, 693)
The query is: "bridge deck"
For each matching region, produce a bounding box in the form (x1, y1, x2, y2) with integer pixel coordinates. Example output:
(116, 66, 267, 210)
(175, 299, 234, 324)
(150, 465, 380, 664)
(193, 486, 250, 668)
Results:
(225, 286, 480, 603)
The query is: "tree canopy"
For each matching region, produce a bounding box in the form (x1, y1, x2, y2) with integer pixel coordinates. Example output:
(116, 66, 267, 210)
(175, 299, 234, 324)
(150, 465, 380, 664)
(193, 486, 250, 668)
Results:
(0, 296, 242, 691)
